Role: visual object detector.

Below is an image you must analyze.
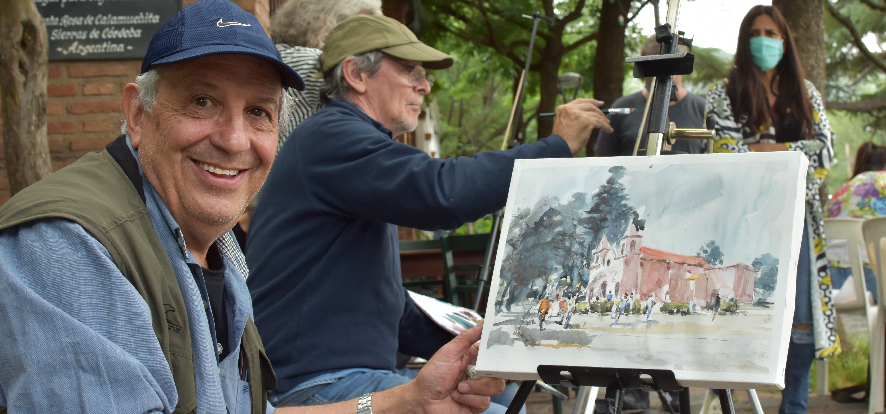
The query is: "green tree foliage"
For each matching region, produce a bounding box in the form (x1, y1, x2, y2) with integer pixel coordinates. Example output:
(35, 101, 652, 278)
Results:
(681, 46, 733, 95)
(824, 0, 886, 193)
(423, 0, 654, 151)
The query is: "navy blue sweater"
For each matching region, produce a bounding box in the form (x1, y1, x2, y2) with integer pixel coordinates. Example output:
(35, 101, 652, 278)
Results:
(246, 100, 572, 393)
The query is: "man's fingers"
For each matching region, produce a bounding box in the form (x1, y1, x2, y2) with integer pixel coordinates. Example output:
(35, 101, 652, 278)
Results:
(598, 116, 614, 134)
(458, 377, 507, 396)
(450, 390, 492, 414)
(446, 321, 484, 353)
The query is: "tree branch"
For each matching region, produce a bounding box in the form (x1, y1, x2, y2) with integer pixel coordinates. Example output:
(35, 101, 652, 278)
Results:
(860, 0, 886, 13)
(826, 0, 886, 73)
(826, 96, 886, 111)
(625, 0, 651, 25)
(564, 32, 599, 54)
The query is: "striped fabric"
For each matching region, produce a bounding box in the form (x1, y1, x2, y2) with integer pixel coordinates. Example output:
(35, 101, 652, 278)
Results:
(277, 44, 324, 152)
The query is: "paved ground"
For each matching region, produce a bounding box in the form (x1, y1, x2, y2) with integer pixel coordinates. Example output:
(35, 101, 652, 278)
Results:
(524, 385, 868, 414)
(523, 310, 872, 414)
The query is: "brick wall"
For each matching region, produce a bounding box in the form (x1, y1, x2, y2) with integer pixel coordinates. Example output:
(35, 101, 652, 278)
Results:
(0, 0, 270, 206)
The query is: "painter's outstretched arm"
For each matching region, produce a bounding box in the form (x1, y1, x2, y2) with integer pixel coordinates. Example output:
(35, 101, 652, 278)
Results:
(275, 322, 505, 414)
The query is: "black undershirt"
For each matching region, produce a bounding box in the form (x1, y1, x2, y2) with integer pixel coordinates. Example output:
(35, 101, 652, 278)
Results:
(202, 246, 229, 361)
(775, 112, 803, 143)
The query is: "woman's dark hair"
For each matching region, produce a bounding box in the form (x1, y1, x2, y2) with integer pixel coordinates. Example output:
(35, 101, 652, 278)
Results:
(853, 142, 886, 176)
(726, 5, 814, 140)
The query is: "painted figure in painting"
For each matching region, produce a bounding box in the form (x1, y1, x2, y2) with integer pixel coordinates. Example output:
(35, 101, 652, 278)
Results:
(538, 298, 552, 331)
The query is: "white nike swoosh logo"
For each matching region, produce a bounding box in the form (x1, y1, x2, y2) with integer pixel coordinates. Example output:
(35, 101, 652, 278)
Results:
(217, 18, 251, 27)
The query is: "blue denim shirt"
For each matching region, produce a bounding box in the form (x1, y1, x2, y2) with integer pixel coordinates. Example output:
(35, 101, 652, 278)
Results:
(0, 137, 255, 413)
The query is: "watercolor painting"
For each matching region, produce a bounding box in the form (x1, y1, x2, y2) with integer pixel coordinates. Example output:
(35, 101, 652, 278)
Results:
(476, 152, 808, 390)
(408, 291, 482, 335)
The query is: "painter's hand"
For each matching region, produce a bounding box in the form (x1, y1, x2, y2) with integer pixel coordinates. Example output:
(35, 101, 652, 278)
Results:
(551, 99, 613, 155)
(405, 322, 506, 414)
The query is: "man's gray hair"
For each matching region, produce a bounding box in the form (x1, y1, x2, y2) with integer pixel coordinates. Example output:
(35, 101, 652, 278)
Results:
(321, 50, 385, 102)
(270, 0, 382, 49)
(120, 69, 294, 135)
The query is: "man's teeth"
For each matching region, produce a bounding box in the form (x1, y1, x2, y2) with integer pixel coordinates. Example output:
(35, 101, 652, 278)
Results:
(198, 162, 239, 176)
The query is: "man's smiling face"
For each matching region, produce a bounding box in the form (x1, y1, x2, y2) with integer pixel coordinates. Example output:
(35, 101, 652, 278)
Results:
(129, 54, 281, 251)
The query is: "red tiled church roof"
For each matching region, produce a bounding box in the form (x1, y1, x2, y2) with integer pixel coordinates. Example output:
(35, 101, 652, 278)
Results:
(639, 246, 709, 267)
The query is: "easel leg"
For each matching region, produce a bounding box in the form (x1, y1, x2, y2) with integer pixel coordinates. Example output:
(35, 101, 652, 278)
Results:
(745, 389, 763, 414)
(506, 381, 536, 414)
(716, 389, 735, 414)
(601, 383, 625, 414)
(679, 388, 691, 414)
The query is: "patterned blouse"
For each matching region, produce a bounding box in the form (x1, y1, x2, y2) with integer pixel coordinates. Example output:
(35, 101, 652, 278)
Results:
(705, 78, 839, 359)
(827, 171, 886, 219)
(276, 44, 324, 153)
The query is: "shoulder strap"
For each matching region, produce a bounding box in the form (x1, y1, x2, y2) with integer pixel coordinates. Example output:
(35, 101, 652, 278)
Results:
(106, 135, 146, 204)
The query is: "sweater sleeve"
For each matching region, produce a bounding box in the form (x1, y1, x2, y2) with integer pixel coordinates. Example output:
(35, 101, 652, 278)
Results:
(296, 108, 573, 231)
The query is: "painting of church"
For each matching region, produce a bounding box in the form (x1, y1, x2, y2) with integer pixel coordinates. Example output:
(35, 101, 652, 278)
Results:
(585, 222, 758, 306)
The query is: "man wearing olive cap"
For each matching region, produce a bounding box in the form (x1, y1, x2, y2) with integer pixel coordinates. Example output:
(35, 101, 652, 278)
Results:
(246, 14, 613, 411)
(0, 2, 505, 412)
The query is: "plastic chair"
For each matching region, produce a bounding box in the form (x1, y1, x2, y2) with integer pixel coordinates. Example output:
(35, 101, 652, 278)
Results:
(825, 218, 879, 400)
(827, 218, 876, 312)
(861, 217, 886, 414)
(440, 233, 493, 309)
(398, 238, 445, 299)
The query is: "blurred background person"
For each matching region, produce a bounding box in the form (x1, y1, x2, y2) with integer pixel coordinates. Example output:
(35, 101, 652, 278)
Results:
(594, 35, 705, 157)
(704, 5, 837, 414)
(826, 141, 886, 301)
(271, 0, 383, 150)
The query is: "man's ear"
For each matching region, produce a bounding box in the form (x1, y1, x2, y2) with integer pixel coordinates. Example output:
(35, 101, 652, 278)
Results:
(121, 82, 143, 148)
(341, 57, 367, 94)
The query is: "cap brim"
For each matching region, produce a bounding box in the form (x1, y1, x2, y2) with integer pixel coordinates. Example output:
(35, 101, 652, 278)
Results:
(150, 45, 306, 91)
(381, 42, 453, 70)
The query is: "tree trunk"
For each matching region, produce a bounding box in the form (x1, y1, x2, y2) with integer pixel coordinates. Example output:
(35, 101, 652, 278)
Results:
(0, 0, 52, 195)
(773, 0, 828, 204)
(773, 0, 826, 96)
(537, 34, 565, 139)
(590, 0, 632, 154)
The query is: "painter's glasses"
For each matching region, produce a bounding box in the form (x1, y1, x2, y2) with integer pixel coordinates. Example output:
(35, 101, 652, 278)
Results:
(386, 57, 435, 88)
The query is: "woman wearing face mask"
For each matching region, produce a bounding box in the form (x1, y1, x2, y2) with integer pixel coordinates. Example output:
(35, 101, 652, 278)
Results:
(705, 5, 837, 414)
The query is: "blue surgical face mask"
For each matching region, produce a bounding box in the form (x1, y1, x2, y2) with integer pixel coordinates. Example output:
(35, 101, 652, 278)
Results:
(749, 36, 784, 71)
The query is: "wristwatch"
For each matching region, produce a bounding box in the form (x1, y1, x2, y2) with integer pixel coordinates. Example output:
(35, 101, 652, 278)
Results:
(357, 392, 373, 414)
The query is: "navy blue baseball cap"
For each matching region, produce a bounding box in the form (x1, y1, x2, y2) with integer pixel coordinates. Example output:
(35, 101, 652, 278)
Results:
(141, 0, 305, 90)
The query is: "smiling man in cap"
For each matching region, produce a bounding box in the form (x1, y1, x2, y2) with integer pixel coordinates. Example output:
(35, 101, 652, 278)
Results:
(246, 14, 613, 412)
(0, 2, 504, 412)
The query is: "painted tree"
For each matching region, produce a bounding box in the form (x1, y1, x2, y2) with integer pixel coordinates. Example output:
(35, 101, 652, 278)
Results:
(577, 166, 638, 253)
(0, 0, 52, 195)
(752, 253, 780, 299)
(696, 240, 724, 266)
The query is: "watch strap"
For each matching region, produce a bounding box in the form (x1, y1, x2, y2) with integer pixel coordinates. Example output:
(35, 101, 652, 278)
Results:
(356, 392, 373, 414)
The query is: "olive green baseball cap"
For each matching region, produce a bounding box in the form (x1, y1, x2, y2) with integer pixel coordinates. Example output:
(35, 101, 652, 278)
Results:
(320, 15, 453, 74)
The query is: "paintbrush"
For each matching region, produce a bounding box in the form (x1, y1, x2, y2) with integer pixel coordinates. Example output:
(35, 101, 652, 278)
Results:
(538, 108, 637, 118)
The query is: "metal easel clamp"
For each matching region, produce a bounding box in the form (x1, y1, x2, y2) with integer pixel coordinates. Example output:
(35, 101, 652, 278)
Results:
(667, 122, 716, 154)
